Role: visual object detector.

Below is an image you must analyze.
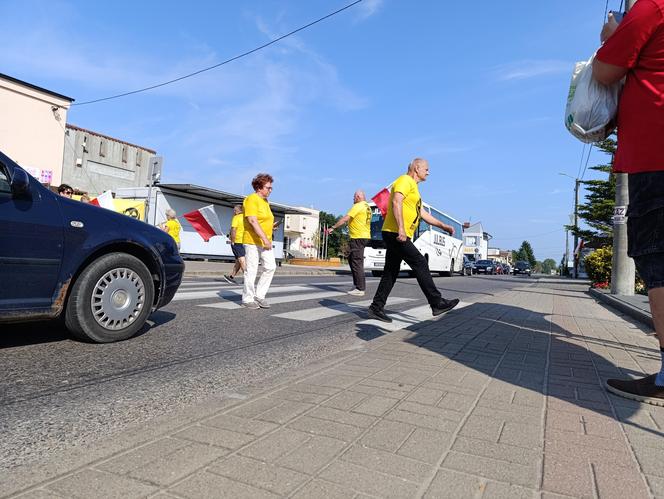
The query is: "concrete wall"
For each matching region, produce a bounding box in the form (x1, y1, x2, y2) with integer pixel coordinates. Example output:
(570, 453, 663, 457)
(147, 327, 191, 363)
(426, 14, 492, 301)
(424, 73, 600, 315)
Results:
(62, 126, 153, 195)
(0, 76, 71, 185)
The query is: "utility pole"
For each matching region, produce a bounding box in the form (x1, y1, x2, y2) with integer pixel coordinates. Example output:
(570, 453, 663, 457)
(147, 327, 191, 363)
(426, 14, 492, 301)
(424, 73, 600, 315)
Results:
(559, 172, 580, 278)
(573, 179, 580, 278)
(610, 0, 636, 296)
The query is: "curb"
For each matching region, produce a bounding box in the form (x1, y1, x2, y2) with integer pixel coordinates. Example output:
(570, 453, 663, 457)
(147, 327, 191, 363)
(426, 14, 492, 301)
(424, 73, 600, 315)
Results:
(588, 287, 654, 329)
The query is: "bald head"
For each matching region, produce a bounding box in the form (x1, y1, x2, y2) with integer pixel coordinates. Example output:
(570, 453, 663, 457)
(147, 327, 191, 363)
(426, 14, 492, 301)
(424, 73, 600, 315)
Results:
(407, 157, 430, 183)
(354, 190, 365, 203)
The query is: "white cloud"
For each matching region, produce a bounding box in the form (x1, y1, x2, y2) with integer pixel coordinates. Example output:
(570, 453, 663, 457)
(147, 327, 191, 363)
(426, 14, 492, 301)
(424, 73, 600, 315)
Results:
(493, 60, 572, 81)
(354, 0, 384, 21)
(0, 4, 368, 196)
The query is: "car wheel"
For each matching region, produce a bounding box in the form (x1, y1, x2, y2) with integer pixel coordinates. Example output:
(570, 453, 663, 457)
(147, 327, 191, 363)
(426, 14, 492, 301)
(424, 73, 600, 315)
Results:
(371, 270, 383, 277)
(65, 253, 155, 343)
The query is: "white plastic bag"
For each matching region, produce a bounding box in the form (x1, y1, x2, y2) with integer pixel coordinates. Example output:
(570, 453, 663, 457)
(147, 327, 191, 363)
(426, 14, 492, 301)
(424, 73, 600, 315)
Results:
(564, 54, 622, 143)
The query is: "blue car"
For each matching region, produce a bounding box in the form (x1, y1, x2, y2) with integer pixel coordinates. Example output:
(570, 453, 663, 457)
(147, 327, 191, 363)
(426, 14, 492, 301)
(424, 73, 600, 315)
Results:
(0, 151, 184, 343)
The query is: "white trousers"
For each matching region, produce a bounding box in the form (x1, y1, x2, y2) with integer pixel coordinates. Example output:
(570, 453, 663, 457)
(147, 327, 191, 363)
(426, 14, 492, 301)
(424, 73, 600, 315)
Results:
(242, 244, 276, 303)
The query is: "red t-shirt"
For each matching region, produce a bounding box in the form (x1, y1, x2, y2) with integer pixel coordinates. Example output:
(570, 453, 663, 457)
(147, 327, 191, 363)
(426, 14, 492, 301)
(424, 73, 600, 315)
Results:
(596, 0, 664, 173)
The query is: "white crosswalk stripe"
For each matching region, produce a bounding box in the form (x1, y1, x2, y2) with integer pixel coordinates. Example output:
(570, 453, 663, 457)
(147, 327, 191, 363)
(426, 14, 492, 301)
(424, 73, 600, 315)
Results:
(357, 301, 472, 332)
(173, 285, 341, 302)
(273, 297, 415, 322)
(198, 290, 347, 310)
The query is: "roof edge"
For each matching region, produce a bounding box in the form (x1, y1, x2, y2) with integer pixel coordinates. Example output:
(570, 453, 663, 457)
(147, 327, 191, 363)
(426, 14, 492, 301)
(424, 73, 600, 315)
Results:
(0, 73, 75, 102)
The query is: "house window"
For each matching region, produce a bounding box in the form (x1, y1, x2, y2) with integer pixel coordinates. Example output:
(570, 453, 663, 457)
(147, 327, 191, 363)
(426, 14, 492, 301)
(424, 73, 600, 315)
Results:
(122, 146, 127, 163)
(99, 139, 106, 157)
(82, 136, 88, 153)
(136, 151, 142, 167)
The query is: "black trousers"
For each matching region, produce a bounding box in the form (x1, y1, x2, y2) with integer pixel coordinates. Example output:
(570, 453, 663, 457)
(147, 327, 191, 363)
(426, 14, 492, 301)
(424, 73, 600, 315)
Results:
(349, 238, 368, 290)
(372, 231, 442, 310)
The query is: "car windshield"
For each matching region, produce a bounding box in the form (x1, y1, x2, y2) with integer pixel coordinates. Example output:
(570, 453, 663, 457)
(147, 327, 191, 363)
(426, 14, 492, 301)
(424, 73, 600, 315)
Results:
(516, 261, 529, 268)
(477, 260, 492, 265)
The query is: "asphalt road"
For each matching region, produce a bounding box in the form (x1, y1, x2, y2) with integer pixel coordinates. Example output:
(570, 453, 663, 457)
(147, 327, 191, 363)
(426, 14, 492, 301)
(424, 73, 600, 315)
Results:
(0, 272, 534, 470)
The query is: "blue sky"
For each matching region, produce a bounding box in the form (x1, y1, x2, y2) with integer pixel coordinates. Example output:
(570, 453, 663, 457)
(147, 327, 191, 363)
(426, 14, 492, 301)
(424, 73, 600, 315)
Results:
(1, 0, 620, 261)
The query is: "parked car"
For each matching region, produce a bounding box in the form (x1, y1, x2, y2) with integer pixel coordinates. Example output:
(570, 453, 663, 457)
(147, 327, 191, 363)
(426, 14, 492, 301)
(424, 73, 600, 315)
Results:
(462, 256, 475, 276)
(0, 151, 184, 343)
(502, 264, 512, 274)
(473, 259, 495, 275)
(513, 260, 532, 276)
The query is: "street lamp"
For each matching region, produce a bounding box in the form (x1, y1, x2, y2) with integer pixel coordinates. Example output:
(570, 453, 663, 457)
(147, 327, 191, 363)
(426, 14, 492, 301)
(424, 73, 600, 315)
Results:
(559, 172, 580, 278)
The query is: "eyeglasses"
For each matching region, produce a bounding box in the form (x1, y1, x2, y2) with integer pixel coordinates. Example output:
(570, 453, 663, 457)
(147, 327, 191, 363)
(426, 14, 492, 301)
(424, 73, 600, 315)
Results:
(263, 186, 273, 191)
(63, 190, 73, 195)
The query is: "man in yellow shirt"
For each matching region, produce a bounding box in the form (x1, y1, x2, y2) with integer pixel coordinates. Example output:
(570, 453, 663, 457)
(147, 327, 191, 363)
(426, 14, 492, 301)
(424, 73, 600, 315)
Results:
(159, 209, 182, 250)
(326, 190, 371, 296)
(368, 158, 459, 323)
(242, 173, 276, 309)
(223, 205, 246, 284)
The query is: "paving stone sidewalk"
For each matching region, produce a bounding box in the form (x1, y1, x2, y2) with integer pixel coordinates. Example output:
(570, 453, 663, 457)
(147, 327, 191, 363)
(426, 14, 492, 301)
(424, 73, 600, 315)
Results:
(4, 278, 664, 498)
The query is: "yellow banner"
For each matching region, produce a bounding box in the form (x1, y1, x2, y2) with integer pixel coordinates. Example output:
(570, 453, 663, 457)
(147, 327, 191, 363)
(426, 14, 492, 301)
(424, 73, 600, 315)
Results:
(113, 199, 146, 221)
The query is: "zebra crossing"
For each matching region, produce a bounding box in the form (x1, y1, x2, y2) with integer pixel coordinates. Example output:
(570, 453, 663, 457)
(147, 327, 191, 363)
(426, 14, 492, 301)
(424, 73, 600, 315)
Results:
(173, 279, 469, 327)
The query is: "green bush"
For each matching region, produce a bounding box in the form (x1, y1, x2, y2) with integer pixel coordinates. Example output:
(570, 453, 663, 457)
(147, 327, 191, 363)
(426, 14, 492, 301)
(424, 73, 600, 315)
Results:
(584, 246, 612, 284)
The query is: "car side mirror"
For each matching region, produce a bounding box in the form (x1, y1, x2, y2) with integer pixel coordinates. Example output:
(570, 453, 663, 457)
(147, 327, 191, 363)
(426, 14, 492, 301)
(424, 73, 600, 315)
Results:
(10, 168, 30, 197)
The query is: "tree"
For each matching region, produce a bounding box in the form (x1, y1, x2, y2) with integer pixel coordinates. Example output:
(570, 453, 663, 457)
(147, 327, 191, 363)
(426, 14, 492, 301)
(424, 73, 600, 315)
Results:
(541, 258, 557, 274)
(515, 241, 536, 268)
(569, 137, 616, 245)
(318, 211, 349, 258)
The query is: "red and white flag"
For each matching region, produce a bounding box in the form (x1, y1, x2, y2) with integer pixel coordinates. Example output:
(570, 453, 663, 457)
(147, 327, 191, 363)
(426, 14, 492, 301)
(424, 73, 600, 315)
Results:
(183, 205, 224, 242)
(90, 190, 115, 210)
(371, 187, 391, 218)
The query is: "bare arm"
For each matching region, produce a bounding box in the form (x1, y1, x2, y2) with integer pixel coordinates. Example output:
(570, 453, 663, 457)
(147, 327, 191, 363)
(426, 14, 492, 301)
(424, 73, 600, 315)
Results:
(592, 59, 628, 86)
(392, 192, 406, 241)
(230, 227, 237, 244)
(246, 216, 271, 249)
(326, 214, 351, 234)
(420, 208, 454, 236)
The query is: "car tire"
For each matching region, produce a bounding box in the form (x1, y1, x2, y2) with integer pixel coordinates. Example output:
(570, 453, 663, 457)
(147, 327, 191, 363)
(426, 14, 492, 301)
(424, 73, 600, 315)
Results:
(371, 270, 383, 277)
(65, 253, 155, 343)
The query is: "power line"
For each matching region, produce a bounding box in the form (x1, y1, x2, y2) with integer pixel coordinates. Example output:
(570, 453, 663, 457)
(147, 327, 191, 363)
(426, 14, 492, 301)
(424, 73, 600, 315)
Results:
(73, 0, 364, 106)
(580, 143, 593, 180)
(576, 143, 586, 180)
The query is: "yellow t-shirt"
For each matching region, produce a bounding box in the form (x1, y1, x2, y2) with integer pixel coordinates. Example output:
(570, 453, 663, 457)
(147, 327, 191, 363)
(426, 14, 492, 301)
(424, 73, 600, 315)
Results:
(230, 213, 244, 244)
(165, 219, 181, 244)
(382, 175, 422, 239)
(346, 201, 371, 239)
(242, 193, 274, 245)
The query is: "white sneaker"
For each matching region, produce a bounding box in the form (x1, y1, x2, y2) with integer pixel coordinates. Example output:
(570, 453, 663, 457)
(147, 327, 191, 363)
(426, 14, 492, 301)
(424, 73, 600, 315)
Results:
(242, 301, 260, 309)
(255, 297, 270, 308)
(347, 288, 365, 296)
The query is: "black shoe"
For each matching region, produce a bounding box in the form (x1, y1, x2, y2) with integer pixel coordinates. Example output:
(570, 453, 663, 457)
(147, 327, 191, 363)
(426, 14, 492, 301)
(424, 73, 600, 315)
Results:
(368, 306, 392, 323)
(432, 298, 460, 316)
(606, 374, 664, 407)
(222, 275, 236, 284)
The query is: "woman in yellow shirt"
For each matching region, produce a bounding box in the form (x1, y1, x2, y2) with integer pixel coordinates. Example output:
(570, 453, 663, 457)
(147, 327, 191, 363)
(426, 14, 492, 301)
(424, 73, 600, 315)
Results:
(160, 209, 182, 250)
(241, 173, 276, 309)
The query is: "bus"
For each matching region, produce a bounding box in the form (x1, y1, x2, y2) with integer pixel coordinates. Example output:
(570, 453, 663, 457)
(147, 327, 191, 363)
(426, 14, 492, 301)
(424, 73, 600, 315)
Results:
(364, 202, 465, 277)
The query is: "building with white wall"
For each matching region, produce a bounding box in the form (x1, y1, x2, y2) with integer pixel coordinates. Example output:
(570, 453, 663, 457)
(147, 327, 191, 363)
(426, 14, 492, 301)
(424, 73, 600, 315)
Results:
(0, 73, 74, 186)
(284, 207, 320, 258)
(463, 222, 491, 261)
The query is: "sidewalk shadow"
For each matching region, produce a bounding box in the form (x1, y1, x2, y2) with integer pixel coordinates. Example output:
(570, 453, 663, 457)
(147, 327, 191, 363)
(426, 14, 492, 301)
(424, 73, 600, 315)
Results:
(355, 301, 663, 438)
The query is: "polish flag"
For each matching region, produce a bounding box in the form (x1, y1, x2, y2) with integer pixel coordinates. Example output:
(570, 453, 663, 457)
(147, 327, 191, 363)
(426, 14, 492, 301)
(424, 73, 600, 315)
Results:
(183, 205, 224, 242)
(90, 191, 115, 210)
(371, 187, 391, 218)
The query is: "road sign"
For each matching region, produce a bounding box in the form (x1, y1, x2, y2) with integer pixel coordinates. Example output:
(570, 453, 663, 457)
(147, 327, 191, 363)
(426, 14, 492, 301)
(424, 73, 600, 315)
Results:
(613, 205, 627, 225)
